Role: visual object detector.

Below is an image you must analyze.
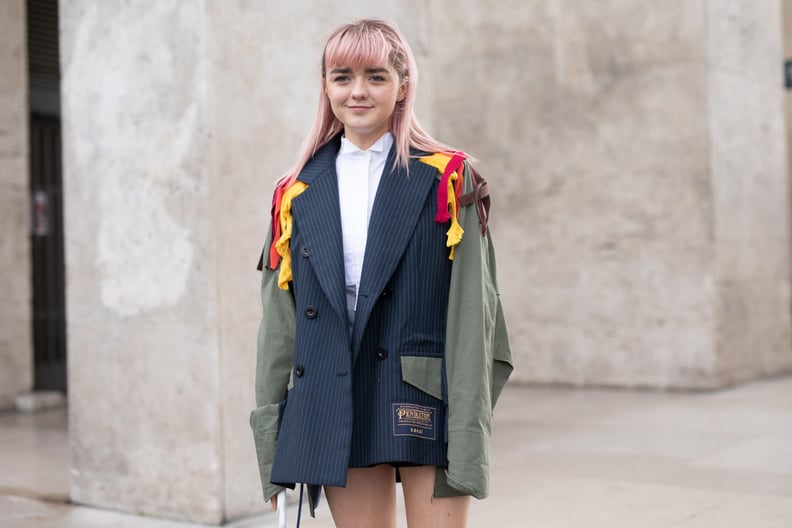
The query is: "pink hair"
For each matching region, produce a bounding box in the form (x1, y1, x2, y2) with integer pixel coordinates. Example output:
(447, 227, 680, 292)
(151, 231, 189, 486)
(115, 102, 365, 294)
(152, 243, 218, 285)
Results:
(277, 19, 457, 187)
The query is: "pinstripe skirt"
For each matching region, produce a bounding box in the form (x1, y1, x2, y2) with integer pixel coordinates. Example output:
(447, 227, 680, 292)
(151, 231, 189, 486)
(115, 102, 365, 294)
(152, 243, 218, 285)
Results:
(345, 284, 448, 469)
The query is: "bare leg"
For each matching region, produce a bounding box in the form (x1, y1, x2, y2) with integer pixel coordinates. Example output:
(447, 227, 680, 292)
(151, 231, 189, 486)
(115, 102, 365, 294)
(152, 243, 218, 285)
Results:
(400, 465, 470, 528)
(324, 464, 397, 528)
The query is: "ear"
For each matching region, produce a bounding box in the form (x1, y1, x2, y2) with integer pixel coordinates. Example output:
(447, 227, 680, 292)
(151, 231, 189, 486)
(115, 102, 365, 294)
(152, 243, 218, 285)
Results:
(397, 81, 407, 102)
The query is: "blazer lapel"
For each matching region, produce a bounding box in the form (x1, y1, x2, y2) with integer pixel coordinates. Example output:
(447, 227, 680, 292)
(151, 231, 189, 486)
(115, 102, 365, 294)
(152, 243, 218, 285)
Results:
(291, 135, 347, 323)
(351, 153, 439, 359)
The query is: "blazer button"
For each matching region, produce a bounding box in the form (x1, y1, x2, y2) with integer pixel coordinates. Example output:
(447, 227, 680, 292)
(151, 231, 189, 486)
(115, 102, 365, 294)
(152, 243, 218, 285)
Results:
(381, 286, 393, 299)
(304, 306, 317, 319)
(301, 246, 309, 258)
(375, 347, 389, 360)
(295, 364, 305, 377)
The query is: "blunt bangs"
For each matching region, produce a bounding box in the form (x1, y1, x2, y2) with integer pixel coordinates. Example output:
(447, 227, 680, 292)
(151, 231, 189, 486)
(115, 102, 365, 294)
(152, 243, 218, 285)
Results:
(323, 25, 394, 77)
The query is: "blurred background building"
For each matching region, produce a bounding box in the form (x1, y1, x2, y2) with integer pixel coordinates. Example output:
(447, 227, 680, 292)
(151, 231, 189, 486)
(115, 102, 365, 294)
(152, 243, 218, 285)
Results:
(1, 0, 791, 524)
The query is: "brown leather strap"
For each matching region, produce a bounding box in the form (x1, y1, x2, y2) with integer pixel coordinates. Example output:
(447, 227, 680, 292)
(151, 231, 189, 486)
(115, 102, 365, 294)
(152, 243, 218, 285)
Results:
(458, 181, 488, 206)
(459, 165, 490, 235)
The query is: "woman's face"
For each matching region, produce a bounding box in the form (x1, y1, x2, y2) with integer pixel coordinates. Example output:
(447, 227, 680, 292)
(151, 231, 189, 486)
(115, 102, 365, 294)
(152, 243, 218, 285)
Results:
(325, 62, 406, 149)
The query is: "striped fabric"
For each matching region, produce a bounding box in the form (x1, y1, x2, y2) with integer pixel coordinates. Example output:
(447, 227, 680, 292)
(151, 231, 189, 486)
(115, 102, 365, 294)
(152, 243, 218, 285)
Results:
(269, 134, 452, 487)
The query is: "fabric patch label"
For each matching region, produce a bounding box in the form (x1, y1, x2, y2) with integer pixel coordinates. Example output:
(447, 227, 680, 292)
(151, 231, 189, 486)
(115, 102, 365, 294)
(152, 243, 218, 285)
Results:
(392, 403, 436, 440)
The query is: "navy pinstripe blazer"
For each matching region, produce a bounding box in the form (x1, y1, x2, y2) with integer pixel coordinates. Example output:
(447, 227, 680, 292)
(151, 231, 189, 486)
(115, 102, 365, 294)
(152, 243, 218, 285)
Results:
(261, 134, 452, 489)
(251, 133, 513, 505)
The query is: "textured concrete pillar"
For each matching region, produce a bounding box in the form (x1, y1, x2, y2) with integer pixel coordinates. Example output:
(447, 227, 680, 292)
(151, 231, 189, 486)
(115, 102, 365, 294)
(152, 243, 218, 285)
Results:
(783, 0, 792, 336)
(430, 0, 791, 388)
(61, 1, 220, 521)
(0, 0, 32, 409)
(708, 1, 791, 384)
(61, 1, 430, 523)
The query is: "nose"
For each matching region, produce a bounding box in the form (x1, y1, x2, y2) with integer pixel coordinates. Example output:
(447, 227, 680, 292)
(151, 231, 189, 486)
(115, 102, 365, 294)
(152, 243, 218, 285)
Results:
(351, 76, 368, 99)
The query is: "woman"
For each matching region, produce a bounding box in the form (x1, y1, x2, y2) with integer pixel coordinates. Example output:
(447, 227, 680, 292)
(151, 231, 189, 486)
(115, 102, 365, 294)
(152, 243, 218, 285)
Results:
(251, 19, 513, 528)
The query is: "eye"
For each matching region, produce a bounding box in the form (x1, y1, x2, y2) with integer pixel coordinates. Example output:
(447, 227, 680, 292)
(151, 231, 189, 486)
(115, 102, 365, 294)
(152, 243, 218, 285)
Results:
(369, 75, 387, 82)
(332, 75, 350, 83)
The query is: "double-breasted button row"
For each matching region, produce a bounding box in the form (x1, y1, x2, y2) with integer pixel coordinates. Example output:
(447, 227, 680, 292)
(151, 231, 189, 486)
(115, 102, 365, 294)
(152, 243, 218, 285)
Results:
(300, 246, 309, 258)
(304, 306, 317, 319)
(295, 364, 305, 377)
(375, 347, 389, 360)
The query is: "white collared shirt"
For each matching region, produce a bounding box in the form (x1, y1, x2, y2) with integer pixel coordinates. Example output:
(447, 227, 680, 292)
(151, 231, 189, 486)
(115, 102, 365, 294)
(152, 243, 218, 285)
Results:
(336, 132, 393, 307)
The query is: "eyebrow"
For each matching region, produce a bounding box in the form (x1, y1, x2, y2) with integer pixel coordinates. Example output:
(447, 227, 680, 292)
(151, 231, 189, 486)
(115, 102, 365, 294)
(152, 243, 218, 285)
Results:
(329, 67, 391, 75)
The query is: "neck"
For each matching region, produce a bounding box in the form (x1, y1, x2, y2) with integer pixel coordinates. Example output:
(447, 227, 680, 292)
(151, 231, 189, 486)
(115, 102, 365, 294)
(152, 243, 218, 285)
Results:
(343, 128, 389, 150)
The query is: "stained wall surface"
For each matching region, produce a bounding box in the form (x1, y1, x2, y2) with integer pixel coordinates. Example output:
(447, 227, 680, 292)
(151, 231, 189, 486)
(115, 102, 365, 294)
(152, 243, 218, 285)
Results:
(428, 0, 791, 389)
(60, 1, 223, 523)
(708, 1, 791, 384)
(0, 0, 32, 409)
(787, 1, 792, 296)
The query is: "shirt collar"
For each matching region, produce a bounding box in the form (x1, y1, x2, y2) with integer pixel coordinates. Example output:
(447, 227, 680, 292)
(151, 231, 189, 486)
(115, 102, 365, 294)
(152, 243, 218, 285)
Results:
(339, 132, 394, 156)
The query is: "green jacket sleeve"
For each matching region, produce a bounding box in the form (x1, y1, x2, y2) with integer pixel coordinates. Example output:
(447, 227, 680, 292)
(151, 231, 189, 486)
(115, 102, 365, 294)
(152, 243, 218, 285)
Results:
(249, 228, 296, 503)
(434, 162, 514, 499)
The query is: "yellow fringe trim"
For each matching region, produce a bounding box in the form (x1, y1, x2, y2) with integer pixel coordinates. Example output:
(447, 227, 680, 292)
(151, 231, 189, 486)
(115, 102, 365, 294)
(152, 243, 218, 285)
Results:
(419, 154, 464, 259)
(275, 181, 308, 289)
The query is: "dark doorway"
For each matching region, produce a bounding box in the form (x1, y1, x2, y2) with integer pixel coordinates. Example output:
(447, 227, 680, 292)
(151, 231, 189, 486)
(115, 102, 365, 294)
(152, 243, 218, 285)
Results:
(28, 0, 66, 391)
(29, 115, 66, 391)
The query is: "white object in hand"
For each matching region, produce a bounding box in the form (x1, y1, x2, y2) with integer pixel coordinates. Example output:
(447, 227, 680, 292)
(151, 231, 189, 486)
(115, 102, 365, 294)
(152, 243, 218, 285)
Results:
(277, 490, 287, 528)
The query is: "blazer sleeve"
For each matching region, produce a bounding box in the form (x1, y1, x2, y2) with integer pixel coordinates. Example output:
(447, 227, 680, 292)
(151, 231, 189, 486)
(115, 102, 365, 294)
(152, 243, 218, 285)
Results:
(434, 162, 514, 499)
(249, 226, 296, 503)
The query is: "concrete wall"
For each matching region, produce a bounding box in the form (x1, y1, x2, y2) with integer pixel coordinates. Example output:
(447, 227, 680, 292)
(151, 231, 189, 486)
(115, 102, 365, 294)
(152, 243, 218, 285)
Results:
(784, 0, 792, 360)
(708, 1, 791, 384)
(61, 1, 223, 522)
(0, 0, 32, 409)
(429, 0, 791, 389)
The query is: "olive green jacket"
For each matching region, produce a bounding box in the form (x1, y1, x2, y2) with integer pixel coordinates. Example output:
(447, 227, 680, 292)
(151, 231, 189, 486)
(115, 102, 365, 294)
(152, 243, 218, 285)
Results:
(250, 162, 513, 502)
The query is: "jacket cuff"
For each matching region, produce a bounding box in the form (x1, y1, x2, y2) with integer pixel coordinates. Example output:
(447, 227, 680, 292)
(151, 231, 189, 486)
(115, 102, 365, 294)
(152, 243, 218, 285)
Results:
(433, 467, 469, 498)
(250, 403, 285, 502)
(436, 429, 490, 499)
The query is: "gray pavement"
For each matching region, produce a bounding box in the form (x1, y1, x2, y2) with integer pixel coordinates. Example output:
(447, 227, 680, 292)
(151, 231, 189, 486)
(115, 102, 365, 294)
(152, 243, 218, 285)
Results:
(1, 376, 791, 527)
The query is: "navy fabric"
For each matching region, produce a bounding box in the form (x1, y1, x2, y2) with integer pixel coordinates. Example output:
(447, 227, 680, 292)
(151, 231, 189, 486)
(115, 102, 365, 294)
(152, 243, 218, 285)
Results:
(269, 134, 451, 488)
